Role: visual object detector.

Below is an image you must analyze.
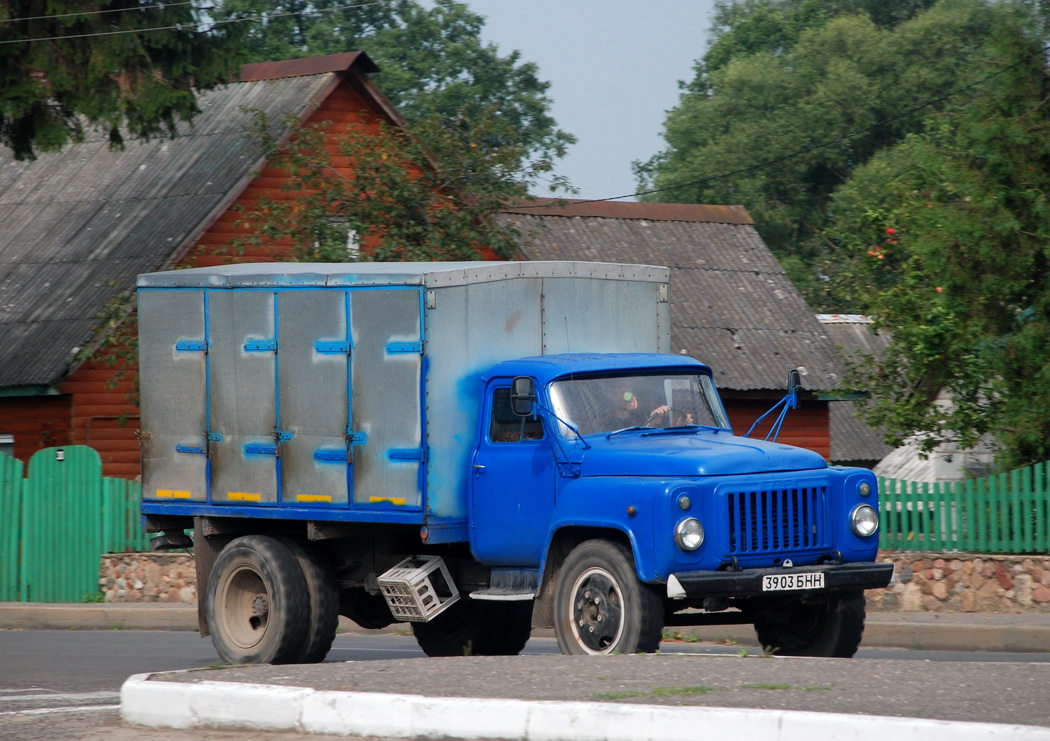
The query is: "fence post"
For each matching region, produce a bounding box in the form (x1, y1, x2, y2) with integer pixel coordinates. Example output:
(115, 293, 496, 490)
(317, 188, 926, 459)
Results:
(0, 453, 24, 601)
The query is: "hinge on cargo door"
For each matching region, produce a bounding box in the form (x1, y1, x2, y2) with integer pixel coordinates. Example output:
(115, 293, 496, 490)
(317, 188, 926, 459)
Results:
(386, 341, 422, 354)
(175, 340, 207, 353)
(244, 338, 277, 352)
(315, 340, 351, 355)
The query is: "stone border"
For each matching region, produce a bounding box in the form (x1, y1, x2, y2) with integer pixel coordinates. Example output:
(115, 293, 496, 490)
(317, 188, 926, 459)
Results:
(869, 553, 1050, 613)
(99, 551, 1050, 613)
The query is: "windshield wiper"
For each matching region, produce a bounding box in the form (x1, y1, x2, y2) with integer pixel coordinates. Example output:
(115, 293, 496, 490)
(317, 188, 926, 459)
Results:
(640, 424, 727, 436)
(607, 426, 652, 437)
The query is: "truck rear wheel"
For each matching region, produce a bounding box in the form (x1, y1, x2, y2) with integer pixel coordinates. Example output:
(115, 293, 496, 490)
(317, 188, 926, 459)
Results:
(277, 537, 339, 663)
(412, 599, 533, 656)
(206, 535, 309, 665)
(755, 591, 866, 657)
(554, 540, 664, 655)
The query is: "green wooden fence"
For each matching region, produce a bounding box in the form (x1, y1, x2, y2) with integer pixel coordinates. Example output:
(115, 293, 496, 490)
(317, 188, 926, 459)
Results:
(879, 461, 1050, 554)
(0, 446, 149, 603)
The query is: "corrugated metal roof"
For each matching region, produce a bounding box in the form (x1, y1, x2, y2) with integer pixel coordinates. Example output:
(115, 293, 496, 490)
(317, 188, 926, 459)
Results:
(499, 206, 843, 391)
(816, 315, 894, 465)
(504, 198, 754, 224)
(0, 55, 374, 389)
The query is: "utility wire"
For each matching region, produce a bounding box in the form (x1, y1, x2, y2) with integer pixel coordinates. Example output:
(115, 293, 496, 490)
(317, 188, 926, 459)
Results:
(0, 1, 387, 44)
(516, 42, 1050, 208)
(0, 1, 204, 24)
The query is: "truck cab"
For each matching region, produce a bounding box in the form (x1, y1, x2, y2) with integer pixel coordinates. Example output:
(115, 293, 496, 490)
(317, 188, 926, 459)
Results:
(471, 354, 890, 655)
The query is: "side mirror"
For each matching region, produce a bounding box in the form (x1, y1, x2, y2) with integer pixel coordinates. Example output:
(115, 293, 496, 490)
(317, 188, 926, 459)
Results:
(786, 369, 802, 409)
(510, 376, 536, 417)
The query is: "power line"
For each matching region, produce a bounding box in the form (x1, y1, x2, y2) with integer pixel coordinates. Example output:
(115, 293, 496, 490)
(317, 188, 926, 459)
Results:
(0, 1, 204, 24)
(0, 1, 388, 45)
(518, 42, 1050, 209)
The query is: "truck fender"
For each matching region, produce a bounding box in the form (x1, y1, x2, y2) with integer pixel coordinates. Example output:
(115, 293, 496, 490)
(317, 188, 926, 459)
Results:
(532, 526, 641, 630)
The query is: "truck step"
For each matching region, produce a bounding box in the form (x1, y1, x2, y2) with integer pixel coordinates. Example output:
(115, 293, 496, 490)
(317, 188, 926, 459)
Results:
(468, 589, 535, 601)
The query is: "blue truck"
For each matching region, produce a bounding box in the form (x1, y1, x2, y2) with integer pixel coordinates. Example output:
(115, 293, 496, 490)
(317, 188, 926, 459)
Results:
(137, 261, 892, 663)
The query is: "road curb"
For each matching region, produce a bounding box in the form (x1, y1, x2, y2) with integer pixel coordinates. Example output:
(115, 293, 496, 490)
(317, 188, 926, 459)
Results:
(0, 603, 199, 631)
(120, 672, 1050, 741)
(4, 603, 1050, 654)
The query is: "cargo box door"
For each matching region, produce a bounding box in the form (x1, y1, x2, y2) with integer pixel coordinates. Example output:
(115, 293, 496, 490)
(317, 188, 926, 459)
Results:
(138, 290, 208, 502)
(208, 290, 279, 505)
(278, 290, 352, 506)
(350, 289, 424, 510)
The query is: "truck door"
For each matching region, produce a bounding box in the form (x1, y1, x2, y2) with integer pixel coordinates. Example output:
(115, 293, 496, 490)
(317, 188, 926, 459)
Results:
(470, 383, 555, 565)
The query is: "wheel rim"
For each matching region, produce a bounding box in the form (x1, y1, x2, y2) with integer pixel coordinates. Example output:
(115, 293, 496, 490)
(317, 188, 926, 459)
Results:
(217, 563, 271, 651)
(568, 566, 625, 654)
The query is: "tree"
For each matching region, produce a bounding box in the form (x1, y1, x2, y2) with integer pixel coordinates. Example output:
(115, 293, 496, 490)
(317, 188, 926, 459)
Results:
(211, 0, 574, 167)
(642, 0, 1050, 467)
(826, 22, 1050, 467)
(228, 108, 561, 264)
(636, 0, 1016, 297)
(0, 1, 246, 160)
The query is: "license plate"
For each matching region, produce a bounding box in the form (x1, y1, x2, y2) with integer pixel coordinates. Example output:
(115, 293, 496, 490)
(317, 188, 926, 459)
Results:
(762, 572, 825, 591)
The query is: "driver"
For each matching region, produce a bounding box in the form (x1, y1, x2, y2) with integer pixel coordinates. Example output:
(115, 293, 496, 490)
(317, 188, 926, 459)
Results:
(612, 389, 692, 428)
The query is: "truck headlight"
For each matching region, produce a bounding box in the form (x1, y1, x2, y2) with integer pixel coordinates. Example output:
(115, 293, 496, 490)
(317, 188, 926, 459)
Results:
(674, 517, 704, 551)
(850, 504, 879, 537)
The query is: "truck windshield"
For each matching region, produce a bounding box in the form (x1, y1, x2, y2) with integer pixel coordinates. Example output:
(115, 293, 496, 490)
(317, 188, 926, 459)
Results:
(548, 372, 731, 437)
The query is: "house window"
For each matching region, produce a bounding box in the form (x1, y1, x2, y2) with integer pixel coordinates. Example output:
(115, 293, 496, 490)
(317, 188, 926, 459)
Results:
(314, 220, 359, 260)
(0, 434, 13, 458)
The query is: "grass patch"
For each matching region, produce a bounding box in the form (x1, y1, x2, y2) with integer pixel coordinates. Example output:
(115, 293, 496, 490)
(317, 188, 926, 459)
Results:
(740, 683, 832, 691)
(592, 685, 719, 701)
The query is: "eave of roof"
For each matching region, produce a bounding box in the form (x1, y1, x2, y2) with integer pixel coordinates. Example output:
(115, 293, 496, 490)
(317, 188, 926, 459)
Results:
(503, 198, 754, 224)
(236, 51, 380, 81)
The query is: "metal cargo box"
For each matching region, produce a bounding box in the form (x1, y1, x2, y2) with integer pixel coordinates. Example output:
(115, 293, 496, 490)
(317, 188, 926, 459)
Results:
(137, 261, 670, 542)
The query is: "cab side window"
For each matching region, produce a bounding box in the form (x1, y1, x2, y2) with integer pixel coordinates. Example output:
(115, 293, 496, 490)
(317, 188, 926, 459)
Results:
(489, 387, 543, 443)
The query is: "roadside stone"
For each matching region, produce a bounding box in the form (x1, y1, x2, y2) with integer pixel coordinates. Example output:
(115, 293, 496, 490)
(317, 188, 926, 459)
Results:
(996, 563, 1014, 590)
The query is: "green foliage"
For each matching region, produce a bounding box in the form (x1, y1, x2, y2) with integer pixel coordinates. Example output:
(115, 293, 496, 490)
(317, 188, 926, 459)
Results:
(211, 0, 574, 167)
(643, 0, 1050, 466)
(638, 0, 1019, 283)
(0, 1, 246, 160)
(826, 20, 1050, 464)
(232, 109, 565, 263)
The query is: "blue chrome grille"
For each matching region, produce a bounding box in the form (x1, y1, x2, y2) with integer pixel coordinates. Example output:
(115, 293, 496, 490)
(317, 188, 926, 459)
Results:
(726, 486, 829, 555)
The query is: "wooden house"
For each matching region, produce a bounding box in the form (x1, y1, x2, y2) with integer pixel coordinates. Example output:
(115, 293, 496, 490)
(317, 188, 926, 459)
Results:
(0, 52, 402, 477)
(500, 199, 848, 459)
(0, 53, 853, 478)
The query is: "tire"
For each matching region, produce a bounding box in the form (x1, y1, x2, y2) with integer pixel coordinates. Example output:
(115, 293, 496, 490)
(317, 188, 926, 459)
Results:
(412, 599, 533, 657)
(277, 537, 339, 664)
(206, 535, 310, 665)
(341, 587, 396, 630)
(553, 540, 664, 655)
(754, 591, 866, 657)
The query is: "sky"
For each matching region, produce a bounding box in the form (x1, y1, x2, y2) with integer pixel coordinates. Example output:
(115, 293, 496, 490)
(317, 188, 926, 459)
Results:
(457, 1, 720, 202)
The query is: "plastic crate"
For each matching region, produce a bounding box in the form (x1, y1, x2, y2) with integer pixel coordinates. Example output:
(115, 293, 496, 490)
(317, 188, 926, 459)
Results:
(377, 555, 460, 622)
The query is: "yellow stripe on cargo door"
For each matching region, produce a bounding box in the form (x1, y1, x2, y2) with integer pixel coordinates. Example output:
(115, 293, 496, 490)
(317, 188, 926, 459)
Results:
(369, 496, 407, 506)
(297, 494, 333, 503)
(156, 489, 192, 499)
(227, 491, 262, 502)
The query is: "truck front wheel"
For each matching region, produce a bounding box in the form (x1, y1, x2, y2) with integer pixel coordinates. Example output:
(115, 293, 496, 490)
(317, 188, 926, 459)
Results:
(206, 535, 310, 665)
(554, 540, 664, 655)
(754, 591, 866, 658)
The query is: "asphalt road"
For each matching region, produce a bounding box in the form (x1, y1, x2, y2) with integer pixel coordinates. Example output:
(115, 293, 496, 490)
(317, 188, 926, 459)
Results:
(3, 628, 1050, 741)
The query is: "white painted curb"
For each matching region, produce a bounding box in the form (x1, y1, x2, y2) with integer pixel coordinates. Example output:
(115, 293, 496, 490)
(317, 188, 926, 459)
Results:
(121, 673, 1050, 741)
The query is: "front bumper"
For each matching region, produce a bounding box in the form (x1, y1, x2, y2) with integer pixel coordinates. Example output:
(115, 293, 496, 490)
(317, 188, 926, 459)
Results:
(667, 561, 894, 600)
